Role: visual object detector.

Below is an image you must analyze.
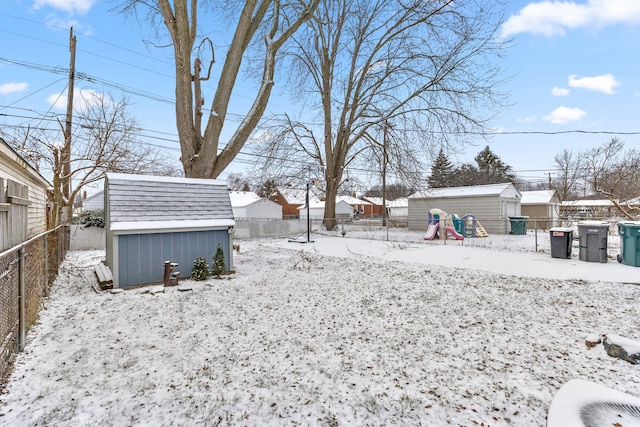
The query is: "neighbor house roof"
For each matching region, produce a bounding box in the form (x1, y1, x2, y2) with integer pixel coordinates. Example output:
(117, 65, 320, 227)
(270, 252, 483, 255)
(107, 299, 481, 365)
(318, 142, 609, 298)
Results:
(229, 191, 262, 207)
(409, 183, 518, 199)
(521, 190, 558, 205)
(271, 187, 323, 205)
(363, 197, 408, 207)
(561, 199, 615, 207)
(336, 195, 372, 205)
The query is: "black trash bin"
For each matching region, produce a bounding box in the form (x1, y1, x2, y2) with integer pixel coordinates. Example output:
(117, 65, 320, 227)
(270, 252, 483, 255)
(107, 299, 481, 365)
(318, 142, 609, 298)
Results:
(577, 221, 609, 263)
(550, 227, 573, 259)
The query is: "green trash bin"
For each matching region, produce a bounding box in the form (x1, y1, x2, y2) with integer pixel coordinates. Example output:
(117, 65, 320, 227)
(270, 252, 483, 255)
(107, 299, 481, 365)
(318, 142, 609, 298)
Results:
(508, 216, 529, 235)
(617, 221, 640, 267)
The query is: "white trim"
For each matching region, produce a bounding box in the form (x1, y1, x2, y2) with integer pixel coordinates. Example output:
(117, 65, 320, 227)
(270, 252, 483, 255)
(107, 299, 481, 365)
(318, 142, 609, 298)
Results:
(111, 219, 236, 233)
(106, 172, 226, 186)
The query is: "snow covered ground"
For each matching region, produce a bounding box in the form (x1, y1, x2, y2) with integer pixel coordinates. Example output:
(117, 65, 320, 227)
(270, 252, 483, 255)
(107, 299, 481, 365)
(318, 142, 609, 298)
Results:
(1, 233, 639, 426)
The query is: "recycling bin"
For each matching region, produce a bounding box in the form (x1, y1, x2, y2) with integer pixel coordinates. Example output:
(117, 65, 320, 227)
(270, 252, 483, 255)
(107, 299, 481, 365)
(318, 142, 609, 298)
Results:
(549, 227, 573, 259)
(508, 216, 529, 235)
(577, 221, 609, 263)
(617, 221, 640, 267)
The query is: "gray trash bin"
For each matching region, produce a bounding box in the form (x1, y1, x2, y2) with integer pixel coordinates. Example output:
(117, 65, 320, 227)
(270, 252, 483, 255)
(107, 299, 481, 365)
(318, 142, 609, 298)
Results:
(577, 221, 609, 263)
(550, 227, 573, 259)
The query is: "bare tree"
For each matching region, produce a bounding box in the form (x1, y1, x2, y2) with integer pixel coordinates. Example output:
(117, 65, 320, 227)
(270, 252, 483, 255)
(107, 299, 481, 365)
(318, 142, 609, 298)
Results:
(118, 0, 319, 179)
(252, 0, 509, 229)
(11, 92, 178, 224)
(551, 148, 584, 202)
(583, 138, 640, 219)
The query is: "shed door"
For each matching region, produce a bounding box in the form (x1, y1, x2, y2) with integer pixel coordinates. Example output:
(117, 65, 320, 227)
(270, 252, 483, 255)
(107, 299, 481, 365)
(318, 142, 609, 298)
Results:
(504, 200, 519, 218)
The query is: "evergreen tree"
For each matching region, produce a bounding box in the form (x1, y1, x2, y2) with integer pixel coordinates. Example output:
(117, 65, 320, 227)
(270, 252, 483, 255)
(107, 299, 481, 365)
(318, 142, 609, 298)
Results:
(212, 244, 226, 278)
(453, 146, 515, 186)
(191, 257, 210, 281)
(427, 148, 455, 188)
(474, 146, 515, 184)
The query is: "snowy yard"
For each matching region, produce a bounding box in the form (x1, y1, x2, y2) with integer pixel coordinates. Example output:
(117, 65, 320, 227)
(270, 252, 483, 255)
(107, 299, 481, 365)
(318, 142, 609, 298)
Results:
(1, 235, 639, 426)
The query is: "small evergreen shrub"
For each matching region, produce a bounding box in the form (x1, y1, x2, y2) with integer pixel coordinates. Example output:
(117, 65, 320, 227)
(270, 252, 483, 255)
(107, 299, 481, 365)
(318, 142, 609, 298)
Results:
(212, 244, 225, 278)
(73, 209, 105, 228)
(191, 257, 210, 281)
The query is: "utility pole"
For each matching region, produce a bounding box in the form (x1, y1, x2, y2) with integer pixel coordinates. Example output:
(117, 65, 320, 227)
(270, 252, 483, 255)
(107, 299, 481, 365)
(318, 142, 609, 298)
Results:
(63, 27, 76, 220)
(382, 121, 388, 231)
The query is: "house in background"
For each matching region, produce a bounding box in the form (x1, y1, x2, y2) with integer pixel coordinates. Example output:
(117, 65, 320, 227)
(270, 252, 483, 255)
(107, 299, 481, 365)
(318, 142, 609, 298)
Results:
(520, 190, 560, 229)
(82, 190, 104, 211)
(361, 197, 384, 217)
(105, 173, 235, 289)
(229, 191, 282, 220)
(408, 183, 522, 234)
(269, 186, 323, 219)
(299, 199, 353, 222)
(336, 195, 373, 218)
(560, 199, 617, 219)
(0, 137, 50, 250)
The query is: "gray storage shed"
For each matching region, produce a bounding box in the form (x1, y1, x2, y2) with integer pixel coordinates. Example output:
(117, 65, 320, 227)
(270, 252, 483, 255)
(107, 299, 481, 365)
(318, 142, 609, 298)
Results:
(105, 173, 235, 288)
(408, 183, 522, 234)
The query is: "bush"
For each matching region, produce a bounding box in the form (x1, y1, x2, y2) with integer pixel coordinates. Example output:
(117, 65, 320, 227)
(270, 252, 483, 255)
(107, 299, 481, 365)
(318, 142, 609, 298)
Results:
(73, 210, 105, 228)
(212, 244, 225, 278)
(191, 257, 210, 281)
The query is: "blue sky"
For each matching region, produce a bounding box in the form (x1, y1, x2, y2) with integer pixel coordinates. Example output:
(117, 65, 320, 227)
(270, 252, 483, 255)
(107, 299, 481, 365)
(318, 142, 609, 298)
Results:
(1, 0, 640, 189)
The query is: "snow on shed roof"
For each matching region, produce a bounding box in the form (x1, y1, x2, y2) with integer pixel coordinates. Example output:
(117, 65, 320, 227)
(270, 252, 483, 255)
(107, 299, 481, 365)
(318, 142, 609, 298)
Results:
(229, 191, 262, 207)
(105, 173, 234, 226)
(520, 190, 557, 205)
(409, 183, 518, 199)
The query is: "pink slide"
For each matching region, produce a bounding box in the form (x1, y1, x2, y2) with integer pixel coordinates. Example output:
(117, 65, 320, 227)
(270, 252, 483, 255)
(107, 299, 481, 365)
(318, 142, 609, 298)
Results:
(424, 223, 439, 240)
(444, 226, 464, 240)
(424, 223, 464, 240)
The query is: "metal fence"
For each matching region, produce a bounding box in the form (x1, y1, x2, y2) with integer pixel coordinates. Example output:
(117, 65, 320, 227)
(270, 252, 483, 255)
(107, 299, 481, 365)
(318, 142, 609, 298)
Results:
(233, 217, 625, 259)
(0, 225, 69, 378)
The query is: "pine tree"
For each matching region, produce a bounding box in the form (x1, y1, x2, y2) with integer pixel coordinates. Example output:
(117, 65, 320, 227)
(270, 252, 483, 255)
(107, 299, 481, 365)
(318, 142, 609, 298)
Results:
(427, 148, 455, 188)
(474, 145, 515, 184)
(212, 244, 226, 278)
(192, 257, 210, 281)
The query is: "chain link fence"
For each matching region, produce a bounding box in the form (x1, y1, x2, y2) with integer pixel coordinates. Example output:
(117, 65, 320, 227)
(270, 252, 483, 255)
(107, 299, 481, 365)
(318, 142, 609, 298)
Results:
(0, 225, 69, 378)
(233, 217, 624, 259)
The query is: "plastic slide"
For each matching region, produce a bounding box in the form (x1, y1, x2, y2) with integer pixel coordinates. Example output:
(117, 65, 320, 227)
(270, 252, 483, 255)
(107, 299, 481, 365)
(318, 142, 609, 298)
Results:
(424, 223, 439, 240)
(424, 223, 464, 240)
(444, 226, 464, 240)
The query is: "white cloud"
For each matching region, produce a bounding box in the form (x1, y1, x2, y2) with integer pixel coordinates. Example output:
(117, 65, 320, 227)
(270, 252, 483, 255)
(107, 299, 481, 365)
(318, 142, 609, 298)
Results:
(0, 82, 28, 95)
(33, 0, 96, 14)
(47, 88, 105, 112)
(551, 87, 570, 96)
(543, 106, 587, 124)
(501, 0, 640, 38)
(517, 115, 537, 123)
(568, 73, 620, 94)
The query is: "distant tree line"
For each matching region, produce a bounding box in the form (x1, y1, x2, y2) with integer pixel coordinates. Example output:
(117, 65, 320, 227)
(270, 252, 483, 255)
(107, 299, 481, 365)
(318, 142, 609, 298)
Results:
(427, 145, 515, 188)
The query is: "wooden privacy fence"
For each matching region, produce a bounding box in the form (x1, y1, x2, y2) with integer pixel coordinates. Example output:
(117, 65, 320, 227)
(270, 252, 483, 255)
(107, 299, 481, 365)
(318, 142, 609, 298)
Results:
(0, 178, 30, 252)
(0, 225, 69, 379)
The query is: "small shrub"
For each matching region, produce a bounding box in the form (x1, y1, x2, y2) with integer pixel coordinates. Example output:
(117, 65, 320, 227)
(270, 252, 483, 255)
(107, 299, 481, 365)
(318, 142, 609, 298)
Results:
(191, 257, 210, 281)
(73, 209, 105, 228)
(212, 244, 225, 278)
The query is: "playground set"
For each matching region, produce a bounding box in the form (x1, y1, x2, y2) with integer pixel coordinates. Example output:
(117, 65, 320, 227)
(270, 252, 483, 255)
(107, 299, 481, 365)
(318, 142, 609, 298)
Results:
(424, 208, 488, 241)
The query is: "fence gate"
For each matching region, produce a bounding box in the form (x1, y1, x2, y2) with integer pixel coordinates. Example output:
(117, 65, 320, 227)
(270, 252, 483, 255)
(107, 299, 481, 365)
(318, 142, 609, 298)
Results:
(0, 178, 29, 252)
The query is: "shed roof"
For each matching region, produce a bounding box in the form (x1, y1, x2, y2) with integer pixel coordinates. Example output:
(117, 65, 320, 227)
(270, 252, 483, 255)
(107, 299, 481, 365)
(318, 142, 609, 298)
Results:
(409, 183, 519, 199)
(521, 190, 558, 205)
(273, 187, 323, 205)
(561, 199, 614, 207)
(229, 191, 262, 207)
(106, 173, 234, 227)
